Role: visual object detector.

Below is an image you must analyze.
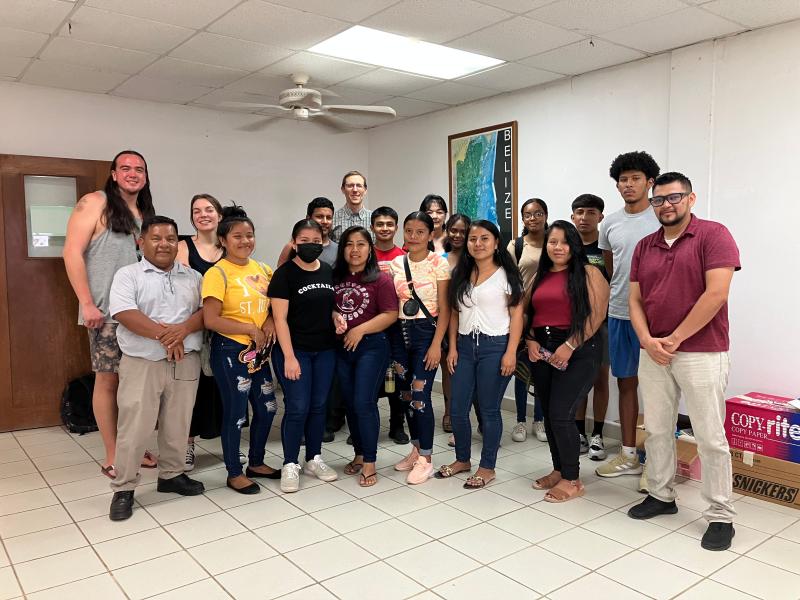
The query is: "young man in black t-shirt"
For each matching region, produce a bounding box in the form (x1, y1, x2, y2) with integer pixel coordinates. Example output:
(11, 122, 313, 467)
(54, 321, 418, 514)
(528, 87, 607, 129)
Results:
(571, 194, 611, 461)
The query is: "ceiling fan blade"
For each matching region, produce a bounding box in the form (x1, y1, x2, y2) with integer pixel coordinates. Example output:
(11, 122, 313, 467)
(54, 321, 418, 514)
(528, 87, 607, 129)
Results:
(237, 117, 280, 132)
(322, 105, 397, 118)
(221, 101, 290, 110)
(310, 114, 352, 133)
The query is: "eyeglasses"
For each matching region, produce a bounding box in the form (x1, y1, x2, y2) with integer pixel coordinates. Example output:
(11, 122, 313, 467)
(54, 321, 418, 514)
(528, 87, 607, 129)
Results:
(344, 183, 365, 189)
(650, 192, 689, 207)
(522, 211, 545, 219)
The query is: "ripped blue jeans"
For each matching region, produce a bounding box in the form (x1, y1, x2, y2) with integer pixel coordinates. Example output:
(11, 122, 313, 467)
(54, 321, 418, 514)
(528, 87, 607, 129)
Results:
(211, 333, 278, 478)
(391, 318, 437, 456)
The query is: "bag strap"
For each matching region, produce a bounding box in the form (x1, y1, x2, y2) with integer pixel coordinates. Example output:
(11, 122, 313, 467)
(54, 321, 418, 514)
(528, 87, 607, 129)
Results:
(403, 255, 438, 328)
(515, 236, 524, 262)
(212, 264, 227, 290)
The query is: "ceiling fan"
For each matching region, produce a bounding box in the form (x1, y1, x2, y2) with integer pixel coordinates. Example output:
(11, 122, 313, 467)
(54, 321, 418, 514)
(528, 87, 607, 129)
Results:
(224, 73, 397, 132)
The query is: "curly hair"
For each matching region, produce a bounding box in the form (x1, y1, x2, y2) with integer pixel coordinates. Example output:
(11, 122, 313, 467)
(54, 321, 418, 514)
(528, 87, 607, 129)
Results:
(609, 151, 660, 182)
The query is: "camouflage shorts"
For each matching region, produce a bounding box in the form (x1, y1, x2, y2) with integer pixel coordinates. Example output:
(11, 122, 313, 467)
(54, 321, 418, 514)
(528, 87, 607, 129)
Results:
(87, 323, 122, 373)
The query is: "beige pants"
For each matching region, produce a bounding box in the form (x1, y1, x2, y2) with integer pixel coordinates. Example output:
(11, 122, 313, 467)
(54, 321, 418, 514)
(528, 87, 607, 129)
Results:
(640, 350, 735, 523)
(111, 353, 200, 492)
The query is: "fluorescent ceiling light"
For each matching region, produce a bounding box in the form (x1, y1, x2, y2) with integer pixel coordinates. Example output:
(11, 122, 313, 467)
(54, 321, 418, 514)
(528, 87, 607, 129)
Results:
(309, 26, 504, 80)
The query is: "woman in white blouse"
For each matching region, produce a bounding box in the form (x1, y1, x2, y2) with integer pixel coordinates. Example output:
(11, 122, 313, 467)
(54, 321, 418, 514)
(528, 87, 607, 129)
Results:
(440, 220, 524, 488)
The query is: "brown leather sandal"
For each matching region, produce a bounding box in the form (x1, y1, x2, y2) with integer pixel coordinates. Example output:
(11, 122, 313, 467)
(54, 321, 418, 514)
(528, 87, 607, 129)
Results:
(531, 471, 562, 490)
(543, 480, 585, 503)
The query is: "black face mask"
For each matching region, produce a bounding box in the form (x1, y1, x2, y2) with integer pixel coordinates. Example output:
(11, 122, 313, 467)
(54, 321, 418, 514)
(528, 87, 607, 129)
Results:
(296, 243, 323, 263)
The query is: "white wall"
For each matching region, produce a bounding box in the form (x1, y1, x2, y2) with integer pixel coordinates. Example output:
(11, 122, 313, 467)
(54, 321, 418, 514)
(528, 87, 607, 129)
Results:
(368, 20, 800, 416)
(0, 82, 369, 266)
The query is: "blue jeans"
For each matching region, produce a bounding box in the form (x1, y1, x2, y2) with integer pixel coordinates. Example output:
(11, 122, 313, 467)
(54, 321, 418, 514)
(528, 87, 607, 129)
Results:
(451, 333, 512, 470)
(337, 333, 390, 463)
(210, 334, 277, 478)
(392, 319, 437, 455)
(515, 364, 544, 422)
(272, 344, 336, 465)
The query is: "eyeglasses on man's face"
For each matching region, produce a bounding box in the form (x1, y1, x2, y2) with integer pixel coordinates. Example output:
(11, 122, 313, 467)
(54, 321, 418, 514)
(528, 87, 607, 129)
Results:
(649, 192, 690, 207)
(344, 183, 365, 189)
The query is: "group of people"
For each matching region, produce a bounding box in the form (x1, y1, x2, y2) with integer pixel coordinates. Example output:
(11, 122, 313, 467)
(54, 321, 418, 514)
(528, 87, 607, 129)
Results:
(63, 149, 740, 552)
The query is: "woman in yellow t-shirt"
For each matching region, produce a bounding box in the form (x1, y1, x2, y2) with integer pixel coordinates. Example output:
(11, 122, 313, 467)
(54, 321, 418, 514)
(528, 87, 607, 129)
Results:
(202, 205, 279, 495)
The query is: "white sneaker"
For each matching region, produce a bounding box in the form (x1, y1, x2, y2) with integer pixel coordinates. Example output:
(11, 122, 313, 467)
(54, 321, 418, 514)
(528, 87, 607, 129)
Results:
(185, 442, 195, 471)
(638, 463, 649, 494)
(239, 451, 247, 465)
(579, 434, 589, 454)
(281, 463, 301, 493)
(304, 455, 338, 482)
(588, 435, 607, 461)
(595, 453, 643, 478)
(511, 422, 527, 442)
(532, 421, 547, 442)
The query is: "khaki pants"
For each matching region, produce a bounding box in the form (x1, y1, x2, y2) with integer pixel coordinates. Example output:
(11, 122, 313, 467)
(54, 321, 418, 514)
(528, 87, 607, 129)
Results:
(111, 353, 200, 492)
(640, 350, 735, 523)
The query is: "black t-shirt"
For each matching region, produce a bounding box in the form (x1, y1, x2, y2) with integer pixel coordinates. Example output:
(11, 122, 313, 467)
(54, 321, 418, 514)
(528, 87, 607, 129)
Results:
(267, 260, 336, 352)
(584, 240, 610, 281)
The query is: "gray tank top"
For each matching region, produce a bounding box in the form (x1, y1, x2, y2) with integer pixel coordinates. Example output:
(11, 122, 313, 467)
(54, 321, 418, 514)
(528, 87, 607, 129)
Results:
(78, 192, 141, 324)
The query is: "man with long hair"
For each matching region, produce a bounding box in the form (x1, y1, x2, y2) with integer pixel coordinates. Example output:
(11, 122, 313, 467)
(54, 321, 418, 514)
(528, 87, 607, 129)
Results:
(64, 150, 156, 479)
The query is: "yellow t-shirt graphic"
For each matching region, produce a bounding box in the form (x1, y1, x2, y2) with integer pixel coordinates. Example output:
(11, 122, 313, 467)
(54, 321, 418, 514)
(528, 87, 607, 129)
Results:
(202, 258, 273, 345)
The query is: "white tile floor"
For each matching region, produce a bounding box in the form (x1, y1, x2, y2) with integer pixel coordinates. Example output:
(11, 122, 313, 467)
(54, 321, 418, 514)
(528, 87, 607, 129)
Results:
(0, 393, 799, 599)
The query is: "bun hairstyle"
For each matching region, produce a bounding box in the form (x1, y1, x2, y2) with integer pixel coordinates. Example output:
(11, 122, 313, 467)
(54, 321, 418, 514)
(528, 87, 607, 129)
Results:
(216, 203, 254, 240)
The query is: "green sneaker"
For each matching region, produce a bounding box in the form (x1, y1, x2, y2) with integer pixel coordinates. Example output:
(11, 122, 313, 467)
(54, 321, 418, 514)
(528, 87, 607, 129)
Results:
(595, 453, 643, 478)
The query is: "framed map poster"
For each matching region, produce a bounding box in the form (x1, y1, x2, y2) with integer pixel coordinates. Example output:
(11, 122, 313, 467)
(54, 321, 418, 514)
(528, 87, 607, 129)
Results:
(448, 121, 518, 245)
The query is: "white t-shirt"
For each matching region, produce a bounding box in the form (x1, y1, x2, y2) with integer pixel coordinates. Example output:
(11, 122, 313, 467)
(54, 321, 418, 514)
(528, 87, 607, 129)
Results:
(457, 268, 512, 336)
(598, 206, 659, 320)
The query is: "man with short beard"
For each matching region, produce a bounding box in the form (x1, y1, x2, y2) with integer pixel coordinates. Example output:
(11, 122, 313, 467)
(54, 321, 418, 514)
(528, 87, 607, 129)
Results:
(626, 172, 740, 552)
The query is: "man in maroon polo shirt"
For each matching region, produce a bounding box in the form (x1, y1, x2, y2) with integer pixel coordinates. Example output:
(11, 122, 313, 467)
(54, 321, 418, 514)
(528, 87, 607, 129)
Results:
(625, 172, 740, 552)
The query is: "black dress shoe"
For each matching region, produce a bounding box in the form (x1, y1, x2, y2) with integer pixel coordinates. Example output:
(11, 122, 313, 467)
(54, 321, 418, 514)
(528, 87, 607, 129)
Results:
(389, 427, 410, 444)
(322, 430, 335, 443)
(246, 466, 281, 480)
(627, 495, 678, 520)
(109, 491, 134, 521)
(701, 522, 735, 551)
(227, 478, 261, 495)
(157, 473, 205, 496)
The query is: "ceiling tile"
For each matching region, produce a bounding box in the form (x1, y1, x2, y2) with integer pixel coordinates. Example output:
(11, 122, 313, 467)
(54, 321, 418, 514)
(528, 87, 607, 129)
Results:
(478, 0, 558, 13)
(0, 27, 49, 58)
(701, 0, 800, 28)
(2, 0, 74, 34)
(40, 37, 157, 74)
(140, 57, 247, 88)
(600, 7, 744, 54)
(521, 38, 645, 75)
(222, 73, 302, 97)
(208, 1, 348, 49)
(379, 96, 449, 117)
(190, 89, 280, 111)
(61, 6, 194, 53)
(528, 0, 687, 35)
(339, 68, 441, 96)
(260, 52, 375, 87)
(362, 0, 512, 43)
(169, 33, 292, 72)
(0, 56, 30, 78)
(407, 81, 498, 104)
(83, 0, 239, 29)
(448, 15, 583, 61)
(112, 75, 213, 103)
(264, 0, 400, 22)
(325, 84, 392, 106)
(457, 62, 563, 91)
(21, 59, 130, 93)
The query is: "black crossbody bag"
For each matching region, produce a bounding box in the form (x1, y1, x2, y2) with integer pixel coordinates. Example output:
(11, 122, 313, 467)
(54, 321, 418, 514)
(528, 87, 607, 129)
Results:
(403, 255, 448, 353)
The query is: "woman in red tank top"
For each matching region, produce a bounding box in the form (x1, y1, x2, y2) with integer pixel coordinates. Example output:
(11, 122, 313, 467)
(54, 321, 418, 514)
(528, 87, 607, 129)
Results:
(526, 220, 609, 502)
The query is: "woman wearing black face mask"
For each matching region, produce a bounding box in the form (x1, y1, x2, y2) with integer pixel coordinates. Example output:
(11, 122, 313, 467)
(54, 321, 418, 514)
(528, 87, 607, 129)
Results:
(269, 219, 347, 493)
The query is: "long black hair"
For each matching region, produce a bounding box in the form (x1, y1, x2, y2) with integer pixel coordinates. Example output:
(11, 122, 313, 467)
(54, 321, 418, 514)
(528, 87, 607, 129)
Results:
(450, 220, 523, 311)
(332, 226, 380, 284)
(520, 197, 549, 236)
(443, 213, 471, 253)
(104, 150, 155, 234)
(403, 211, 435, 252)
(528, 220, 592, 345)
(287, 219, 323, 260)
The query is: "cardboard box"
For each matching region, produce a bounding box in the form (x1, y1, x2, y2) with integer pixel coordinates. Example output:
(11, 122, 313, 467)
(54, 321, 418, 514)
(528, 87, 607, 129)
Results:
(725, 392, 800, 461)
(731, 449, 800, 510)
(635, 416, 702, 482)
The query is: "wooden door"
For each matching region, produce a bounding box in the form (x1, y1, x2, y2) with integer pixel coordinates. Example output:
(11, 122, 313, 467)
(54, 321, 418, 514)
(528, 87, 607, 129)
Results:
(0, 155, 110, 431)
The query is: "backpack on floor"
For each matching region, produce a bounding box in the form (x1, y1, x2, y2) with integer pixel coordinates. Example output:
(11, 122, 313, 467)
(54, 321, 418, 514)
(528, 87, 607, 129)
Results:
(60, 374, 98, 434)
